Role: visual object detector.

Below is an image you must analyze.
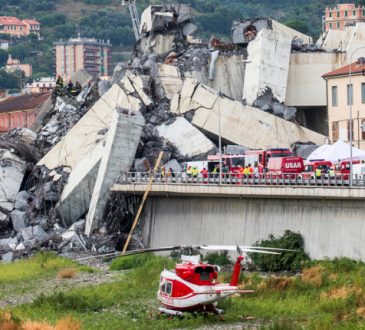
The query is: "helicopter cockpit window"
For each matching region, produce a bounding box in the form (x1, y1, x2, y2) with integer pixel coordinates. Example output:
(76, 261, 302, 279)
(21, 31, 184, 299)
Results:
(160, 281, 172, 295)
(166, 282, 172, 295)
(195, 266, 214, 281)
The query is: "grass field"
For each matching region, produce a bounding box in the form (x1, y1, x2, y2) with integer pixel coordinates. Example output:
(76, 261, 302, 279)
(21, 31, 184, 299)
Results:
(2, 254, 365, 329)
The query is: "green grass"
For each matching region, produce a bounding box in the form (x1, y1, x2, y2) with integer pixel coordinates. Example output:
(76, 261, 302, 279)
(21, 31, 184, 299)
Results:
(4, 255, 365, 329)
(0, 252, 94, 300)
(0, 252, 93, 284)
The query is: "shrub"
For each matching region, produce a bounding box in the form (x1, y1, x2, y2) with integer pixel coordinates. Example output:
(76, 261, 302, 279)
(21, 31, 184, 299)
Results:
(110, 253, 152, 271)
(248, 230, 309, 272)
(204, 251, 231, 266)
(301, 265, 325, 288)
(54, 316, 81, 330)
(56, 268, 78, 279)
(33, 292, 104, 312)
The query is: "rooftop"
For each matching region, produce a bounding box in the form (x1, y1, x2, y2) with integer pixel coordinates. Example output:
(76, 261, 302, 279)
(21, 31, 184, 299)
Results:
(22, 19, 40, 25)
(0, 16, 26, 26)
(323, 60, 365, 79)
(0, 92, 51, 113)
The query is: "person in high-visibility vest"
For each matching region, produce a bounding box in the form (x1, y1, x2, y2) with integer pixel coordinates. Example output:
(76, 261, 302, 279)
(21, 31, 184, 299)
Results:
(329, 166, 335, 177)
(315, 166, 322, 178)
(192, 166, 199, 177)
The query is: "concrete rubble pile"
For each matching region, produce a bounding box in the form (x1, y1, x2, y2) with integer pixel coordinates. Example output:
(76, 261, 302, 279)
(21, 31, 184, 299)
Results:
(0, 4, 331, 262)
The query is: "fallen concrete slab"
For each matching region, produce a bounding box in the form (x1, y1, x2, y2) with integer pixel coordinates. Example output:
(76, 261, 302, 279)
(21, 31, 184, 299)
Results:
(244, 28, 292, 104)
(38, 75, 150, 170)
(57, 148, 102, 227)
(158, 64, 183, 99)
(171, 79, 325, 148)
(0, 150, 27, 212)
(157, 117, 216, 158)
(85, 109, 145, 235)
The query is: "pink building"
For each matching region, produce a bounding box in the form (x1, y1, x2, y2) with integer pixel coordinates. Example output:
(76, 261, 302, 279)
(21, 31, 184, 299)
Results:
(0, 92, 51, 132)
(323, 4, 365, 32)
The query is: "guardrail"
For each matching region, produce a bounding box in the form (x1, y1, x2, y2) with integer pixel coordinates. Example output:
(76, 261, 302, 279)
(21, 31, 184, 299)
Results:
(118, 172, 365, 187)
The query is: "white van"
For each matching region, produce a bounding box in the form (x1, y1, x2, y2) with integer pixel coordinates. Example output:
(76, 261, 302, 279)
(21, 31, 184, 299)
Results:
(352, 163, 365, 180)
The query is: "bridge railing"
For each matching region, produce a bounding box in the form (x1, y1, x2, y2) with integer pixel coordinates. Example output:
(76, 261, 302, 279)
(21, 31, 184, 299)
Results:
(117, 172, 365, 187)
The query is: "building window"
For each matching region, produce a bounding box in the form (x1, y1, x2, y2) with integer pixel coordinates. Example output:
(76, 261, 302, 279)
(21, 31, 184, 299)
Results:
(332, 121, 339, 142)
(337, 22, 340, 28)
(362, 83, 365, 103)
(347, 120, 354, 141)
(347, 84, 353, 105)
(329, 12, 332, 18)
(345, 11, 348, 17)
(362, 119, 365, 140)
(353, 10, 356, 16)
(332, 86, 338, 106)
(337, 11, 340, 18)
(363, 10, 365, 16)
(330, 23, 332, 29)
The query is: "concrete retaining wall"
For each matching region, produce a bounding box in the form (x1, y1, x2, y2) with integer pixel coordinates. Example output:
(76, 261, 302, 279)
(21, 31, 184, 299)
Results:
(140, 196, 365, 260)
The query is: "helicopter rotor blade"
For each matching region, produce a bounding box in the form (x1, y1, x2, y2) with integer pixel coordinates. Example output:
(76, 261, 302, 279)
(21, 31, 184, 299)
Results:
(199, 245, 280, 255)
(76, 246, 181, 261)
(199, 245, 298, 253)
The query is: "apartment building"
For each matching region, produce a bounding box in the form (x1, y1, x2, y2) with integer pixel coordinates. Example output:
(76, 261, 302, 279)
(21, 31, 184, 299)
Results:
(54, 36, 112, 81)
(323, 59, 365, 150)
(323, 4, 365, 32)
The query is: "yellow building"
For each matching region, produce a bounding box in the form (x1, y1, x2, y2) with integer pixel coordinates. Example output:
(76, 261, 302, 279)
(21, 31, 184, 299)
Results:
(54, 36, 112, 81)
(0, 16, 40, 37)
(5, 55, 32, 77)
(323, 59, 365, 150)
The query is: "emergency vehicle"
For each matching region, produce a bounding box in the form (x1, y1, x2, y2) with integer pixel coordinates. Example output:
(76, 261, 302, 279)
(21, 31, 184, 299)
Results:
(353, 162, 365, 180)
(245, 148, 294, 172)
(302, 161, 332, 180)
(266, 156, 304, 179)
(207, 154, 245, 172)
(333, 160, 361, 180)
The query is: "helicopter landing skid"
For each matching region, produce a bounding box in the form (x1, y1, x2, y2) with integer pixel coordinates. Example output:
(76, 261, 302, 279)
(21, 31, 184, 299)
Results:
(213, 307, 224, 315)
(158, 307, 184, 317)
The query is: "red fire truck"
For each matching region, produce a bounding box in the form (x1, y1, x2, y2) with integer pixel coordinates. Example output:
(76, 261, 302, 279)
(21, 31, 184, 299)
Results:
(302, 161, 332, 180)
(207, 154, 245, 172)
(333, 159, 361, 180)
(245, 148, 294, 172)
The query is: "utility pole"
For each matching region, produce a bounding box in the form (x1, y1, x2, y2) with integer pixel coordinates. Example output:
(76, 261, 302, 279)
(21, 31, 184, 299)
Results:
(121, 0, 141, 41)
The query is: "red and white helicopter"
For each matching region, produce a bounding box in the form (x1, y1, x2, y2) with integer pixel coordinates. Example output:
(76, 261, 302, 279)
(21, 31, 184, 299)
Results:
(121, 244, 297, 316)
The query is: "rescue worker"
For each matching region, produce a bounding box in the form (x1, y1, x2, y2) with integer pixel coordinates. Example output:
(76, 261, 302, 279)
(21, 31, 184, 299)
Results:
(56, 75, 64, 88)
(67, 80, 74, 92)
(315, 166, 322, 179)
(161, 166, 166, 180)
(329, 166, 335, 178)
(248, 163, 253, 175)
(243, 166, 250, 177)
(191, 166, 199, 178)
(201, 167, 208, 184)
(186, 165, 192, 177)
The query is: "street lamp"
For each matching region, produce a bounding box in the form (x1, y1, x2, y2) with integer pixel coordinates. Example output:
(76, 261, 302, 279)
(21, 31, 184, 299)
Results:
(217, 59, 251, 185)
(348, 47, 365, 186)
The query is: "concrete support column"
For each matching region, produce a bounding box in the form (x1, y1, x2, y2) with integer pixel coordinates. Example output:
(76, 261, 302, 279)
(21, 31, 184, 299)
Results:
(85, 109, 144, 235)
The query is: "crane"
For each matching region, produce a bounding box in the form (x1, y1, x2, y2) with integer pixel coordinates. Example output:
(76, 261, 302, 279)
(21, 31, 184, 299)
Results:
(121, 0, 141, 41)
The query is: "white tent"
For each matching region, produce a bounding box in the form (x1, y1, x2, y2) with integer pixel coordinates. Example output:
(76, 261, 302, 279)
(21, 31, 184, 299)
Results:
(306, 140, 365, 163)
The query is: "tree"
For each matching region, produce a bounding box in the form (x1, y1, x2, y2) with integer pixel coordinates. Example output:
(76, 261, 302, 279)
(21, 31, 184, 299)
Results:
(284, 19, 309, 34)
(0, 49, 8, 68)
(0, 69, 21, 89)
